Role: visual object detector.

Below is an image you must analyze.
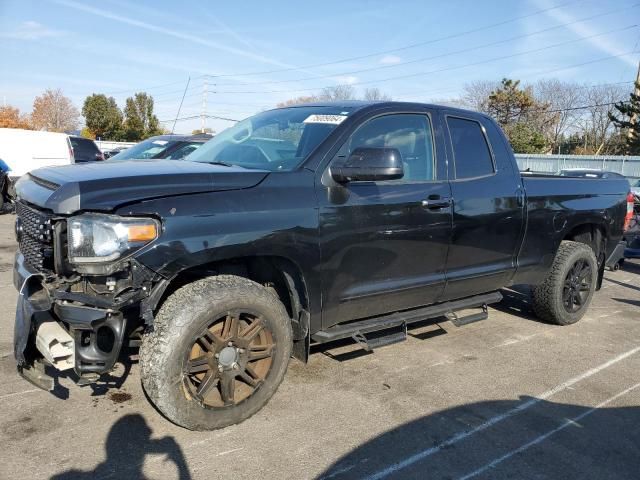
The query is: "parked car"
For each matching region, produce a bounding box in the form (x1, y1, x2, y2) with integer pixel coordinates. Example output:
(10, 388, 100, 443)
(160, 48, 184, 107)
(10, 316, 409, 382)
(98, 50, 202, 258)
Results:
(559, 168, 627, 179)
(109, 133, 212, 161)
(12, 101, 632, 430)
(0, 128, 103, 177)
(630, 178, 640, 196)
(103, 147, 128, 159)
(0, 158, 10, 211)
(69, 136, 104, 163)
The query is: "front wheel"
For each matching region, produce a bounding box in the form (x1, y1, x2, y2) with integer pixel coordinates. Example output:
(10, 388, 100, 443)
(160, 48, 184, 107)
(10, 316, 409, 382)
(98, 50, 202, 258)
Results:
(532, 241, 597, 325)
(140, 275, 293, 430)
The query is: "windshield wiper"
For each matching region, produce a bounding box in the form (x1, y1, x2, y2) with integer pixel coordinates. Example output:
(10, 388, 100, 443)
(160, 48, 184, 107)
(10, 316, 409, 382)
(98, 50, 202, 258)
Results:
(206, 161, 236, 167)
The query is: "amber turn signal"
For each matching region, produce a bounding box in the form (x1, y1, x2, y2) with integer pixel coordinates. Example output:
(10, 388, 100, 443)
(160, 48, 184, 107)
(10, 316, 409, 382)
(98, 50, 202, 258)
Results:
(127, 224, 158, 242)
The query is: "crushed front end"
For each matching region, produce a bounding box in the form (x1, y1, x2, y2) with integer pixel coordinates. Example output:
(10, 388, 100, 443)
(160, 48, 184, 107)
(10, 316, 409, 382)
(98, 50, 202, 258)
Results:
(13, 200, 164, 390)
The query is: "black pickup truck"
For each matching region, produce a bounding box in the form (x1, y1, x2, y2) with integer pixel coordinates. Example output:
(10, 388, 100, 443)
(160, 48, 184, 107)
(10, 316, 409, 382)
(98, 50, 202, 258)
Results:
(12, 101, 631, 430)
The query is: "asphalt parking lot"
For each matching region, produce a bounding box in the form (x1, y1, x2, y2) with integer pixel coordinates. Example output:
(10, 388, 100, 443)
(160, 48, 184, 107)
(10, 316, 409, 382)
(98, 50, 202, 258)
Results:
(0, 212, 639, 480)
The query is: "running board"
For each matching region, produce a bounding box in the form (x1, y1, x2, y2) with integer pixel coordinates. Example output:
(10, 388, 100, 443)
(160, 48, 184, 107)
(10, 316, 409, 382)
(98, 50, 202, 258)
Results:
(446, 304, 488, 327)
(312, 291, 502, 344)
(352, 323, 407, 351)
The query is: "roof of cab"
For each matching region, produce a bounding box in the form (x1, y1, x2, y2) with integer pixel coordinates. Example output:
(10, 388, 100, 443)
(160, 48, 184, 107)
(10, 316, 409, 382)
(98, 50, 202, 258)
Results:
(147, 133, 213, 142)
(273, 100, 486, 118)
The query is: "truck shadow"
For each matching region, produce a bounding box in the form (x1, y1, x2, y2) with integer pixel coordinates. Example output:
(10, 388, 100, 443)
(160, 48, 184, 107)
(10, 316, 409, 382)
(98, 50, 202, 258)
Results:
(50, 414, 191, 480)
(318, 395, 640, 479)
(492, 285, 541, 322)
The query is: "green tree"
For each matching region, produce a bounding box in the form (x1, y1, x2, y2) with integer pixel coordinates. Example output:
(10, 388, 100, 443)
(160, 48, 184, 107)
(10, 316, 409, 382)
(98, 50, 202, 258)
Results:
(487, 78, 549, 153)
(122, 92, 161, 141)
(609, 80, 640, 155)
(487, 79, 537, 125)
(505, 123, 546, 154)
(82, 94, 123, 140)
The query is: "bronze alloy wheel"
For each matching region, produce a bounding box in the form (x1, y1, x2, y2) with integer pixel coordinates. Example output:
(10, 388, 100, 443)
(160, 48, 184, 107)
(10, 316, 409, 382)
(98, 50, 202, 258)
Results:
(182, 310, 275, 408)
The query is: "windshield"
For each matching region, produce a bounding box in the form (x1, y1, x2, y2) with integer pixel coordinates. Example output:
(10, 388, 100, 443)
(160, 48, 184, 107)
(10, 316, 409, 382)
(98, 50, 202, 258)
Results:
(110, 138, 176, 160)
(185, 106, 356, 171)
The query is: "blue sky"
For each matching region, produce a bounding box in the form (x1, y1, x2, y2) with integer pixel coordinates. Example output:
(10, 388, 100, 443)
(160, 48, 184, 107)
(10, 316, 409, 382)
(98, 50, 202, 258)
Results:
(1, 0, 638, 134)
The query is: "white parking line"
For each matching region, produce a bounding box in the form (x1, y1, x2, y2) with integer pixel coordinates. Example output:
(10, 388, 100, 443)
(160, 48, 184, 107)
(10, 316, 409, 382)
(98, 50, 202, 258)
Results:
(0, 388, 42, 400)
(364, 345, 640, 480)
(458, 381, 640, 480)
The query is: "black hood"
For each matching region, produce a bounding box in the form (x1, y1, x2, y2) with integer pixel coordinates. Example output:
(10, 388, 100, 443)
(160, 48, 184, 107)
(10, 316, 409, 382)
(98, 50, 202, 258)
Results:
(15, 159, 269, 214)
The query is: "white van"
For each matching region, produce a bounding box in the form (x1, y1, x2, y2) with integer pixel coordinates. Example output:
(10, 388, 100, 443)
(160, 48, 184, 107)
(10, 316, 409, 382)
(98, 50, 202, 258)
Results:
(0, 128, 75, 177)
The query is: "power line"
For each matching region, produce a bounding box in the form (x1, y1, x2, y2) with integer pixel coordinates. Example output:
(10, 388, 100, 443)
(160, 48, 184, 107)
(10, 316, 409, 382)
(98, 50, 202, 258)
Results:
(394, 80, 635, 101)
(209, 4, 639, 87)
(171, 77, 191, 134)
(102, 75, 205, 96)
(159, 114, 239, 123)
(198, 0, 585, 78)
(207, 27, 639, 95)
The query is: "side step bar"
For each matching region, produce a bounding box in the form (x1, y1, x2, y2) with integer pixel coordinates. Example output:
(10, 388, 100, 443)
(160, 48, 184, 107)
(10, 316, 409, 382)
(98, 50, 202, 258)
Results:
(446, 304, 488, 327)
(353, 323, 408, 352)
(312, 291, 502, 345)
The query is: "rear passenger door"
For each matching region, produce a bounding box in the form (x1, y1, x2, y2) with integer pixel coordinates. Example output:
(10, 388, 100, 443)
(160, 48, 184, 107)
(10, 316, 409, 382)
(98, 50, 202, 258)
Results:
(440, 114, 524, 301)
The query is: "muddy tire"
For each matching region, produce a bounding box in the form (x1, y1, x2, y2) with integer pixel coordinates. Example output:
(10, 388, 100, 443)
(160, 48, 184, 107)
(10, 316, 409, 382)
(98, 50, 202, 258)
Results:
(140, 275, 292, 430)
(532, 241, 597, 325)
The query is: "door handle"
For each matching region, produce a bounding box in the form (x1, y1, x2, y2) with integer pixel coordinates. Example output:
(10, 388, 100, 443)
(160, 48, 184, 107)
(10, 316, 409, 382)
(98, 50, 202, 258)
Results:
(421, 197, 451, 209)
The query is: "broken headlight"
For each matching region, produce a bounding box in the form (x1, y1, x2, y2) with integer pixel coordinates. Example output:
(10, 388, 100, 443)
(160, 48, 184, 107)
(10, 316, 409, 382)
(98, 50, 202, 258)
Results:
(67, 213, 159, 263)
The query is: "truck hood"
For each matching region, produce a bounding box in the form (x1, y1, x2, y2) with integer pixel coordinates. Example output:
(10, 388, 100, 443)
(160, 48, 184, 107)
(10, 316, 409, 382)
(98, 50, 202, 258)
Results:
(15, 159, 269, 214)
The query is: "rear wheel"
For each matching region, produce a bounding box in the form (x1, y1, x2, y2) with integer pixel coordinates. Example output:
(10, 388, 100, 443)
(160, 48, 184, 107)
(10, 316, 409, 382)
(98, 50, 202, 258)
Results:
(140, 275, 292, 430)
(532, 241, 597, 325)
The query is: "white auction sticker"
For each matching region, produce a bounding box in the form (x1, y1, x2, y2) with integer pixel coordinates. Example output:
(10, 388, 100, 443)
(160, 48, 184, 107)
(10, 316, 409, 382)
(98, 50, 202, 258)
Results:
(303, 114, 348, 125)
(152, 140, 168, 145)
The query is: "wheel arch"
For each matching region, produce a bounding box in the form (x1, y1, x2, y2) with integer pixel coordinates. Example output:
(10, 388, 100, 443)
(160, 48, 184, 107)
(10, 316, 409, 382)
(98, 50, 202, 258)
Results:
(153, 254, 311, 361)
(561, 222, 607, 290)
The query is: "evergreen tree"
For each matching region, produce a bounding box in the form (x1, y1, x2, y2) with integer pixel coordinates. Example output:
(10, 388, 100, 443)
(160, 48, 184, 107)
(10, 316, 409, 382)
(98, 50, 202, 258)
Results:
(609, 80, 640, 155)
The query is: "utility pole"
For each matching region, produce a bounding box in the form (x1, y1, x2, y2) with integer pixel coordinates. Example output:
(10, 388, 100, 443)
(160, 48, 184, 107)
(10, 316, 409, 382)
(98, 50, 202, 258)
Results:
(201, 77, 208, 134)
(628, 60, 640, 141)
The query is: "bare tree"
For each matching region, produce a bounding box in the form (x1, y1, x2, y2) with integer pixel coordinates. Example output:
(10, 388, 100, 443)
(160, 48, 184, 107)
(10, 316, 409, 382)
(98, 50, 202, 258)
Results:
(460, 80, 500, 113)
(577, 83, 628, 154)
(533, 79, 582, 153)
(276, 95, 321, 107)
(31, 88, 79, 132)
(319, 84, 356, 101)
(363, 87, 392, 101)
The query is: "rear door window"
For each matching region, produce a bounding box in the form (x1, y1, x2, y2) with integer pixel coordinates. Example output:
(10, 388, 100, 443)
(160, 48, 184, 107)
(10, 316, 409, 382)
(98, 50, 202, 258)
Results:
(447, 117, 494, 179)
(70, 137, 101, 163)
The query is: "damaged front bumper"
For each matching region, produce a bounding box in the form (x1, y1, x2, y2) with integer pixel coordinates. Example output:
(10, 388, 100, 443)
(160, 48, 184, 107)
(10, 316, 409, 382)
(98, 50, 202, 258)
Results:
(14, 252, 128, 390)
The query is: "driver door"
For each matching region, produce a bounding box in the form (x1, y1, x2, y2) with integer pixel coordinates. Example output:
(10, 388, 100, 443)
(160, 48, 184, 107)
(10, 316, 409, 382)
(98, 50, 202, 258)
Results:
(317, 111, 452, 328)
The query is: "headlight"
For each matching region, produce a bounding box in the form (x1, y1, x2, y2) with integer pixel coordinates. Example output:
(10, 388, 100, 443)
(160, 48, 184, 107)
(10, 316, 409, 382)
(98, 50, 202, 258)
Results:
(67, 213, 159, 263)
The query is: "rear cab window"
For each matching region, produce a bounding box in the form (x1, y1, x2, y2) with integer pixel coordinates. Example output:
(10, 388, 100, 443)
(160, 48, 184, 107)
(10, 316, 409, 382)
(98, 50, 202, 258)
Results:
(70, 137, 102, 163)
(164, 142, 204, 160)
(446, 117, 495, 179)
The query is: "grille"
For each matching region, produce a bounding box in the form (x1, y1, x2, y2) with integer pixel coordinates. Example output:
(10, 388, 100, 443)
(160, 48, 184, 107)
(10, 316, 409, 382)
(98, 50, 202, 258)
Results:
(16, 201, 55, 273)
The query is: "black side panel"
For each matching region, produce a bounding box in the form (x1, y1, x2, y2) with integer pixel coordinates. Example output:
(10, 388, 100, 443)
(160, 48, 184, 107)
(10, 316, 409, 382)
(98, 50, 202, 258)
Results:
(513, 176, 627, 285)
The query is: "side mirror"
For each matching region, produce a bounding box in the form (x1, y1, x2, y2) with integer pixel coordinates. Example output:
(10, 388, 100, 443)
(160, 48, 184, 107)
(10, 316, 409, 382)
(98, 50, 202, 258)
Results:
(330, 147, 403, 183)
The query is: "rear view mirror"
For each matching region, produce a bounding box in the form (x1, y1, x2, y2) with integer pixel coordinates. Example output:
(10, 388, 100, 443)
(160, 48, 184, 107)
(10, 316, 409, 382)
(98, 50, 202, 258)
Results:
(331, 147, 403, 183)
